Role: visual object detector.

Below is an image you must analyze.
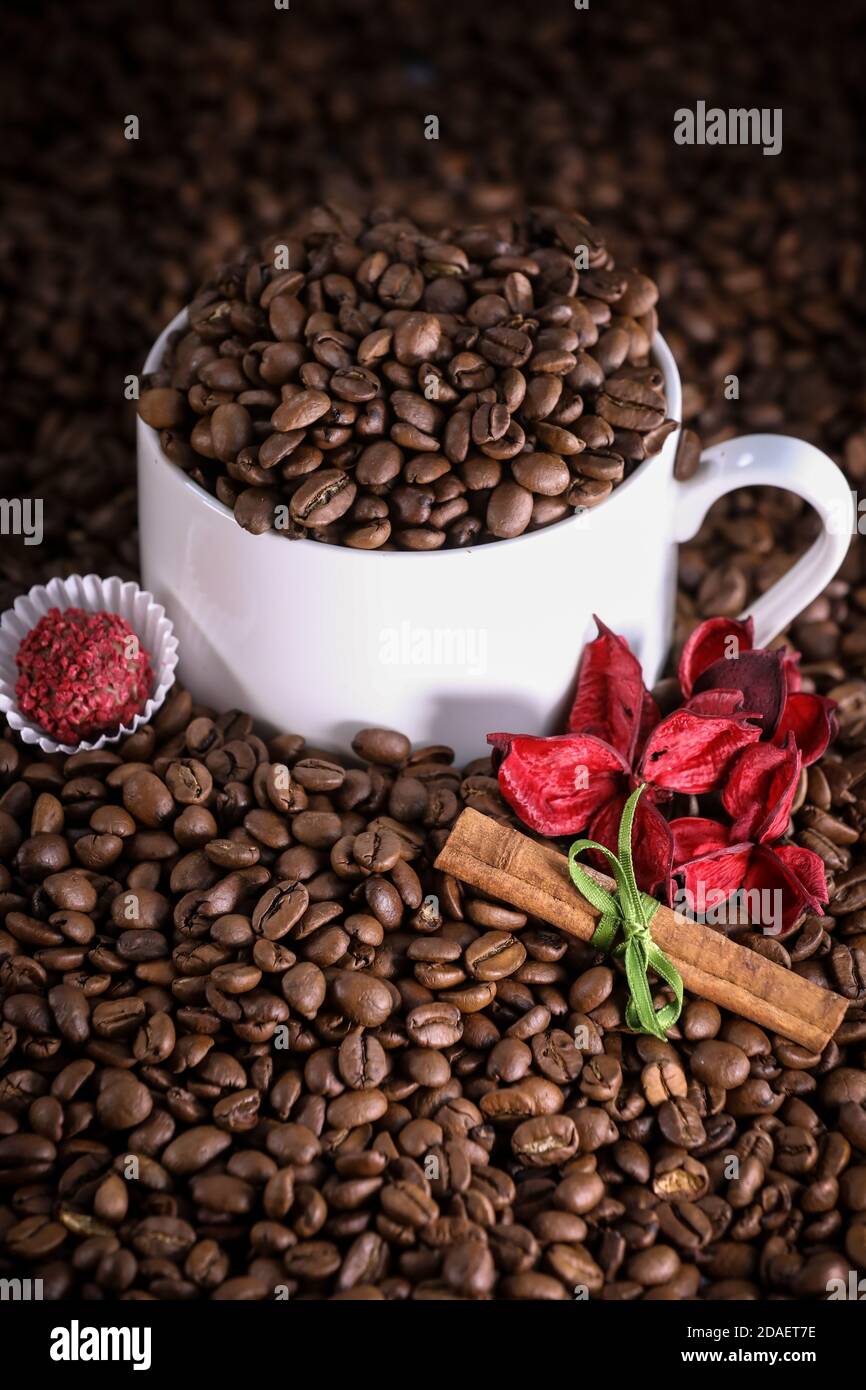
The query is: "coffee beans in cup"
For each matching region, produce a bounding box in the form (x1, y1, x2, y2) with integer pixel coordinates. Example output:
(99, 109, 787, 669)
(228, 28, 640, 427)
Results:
(139, 206, 673, 548)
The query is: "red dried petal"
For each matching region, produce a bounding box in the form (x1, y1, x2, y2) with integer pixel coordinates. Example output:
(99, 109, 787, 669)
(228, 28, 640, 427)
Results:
(692, 649, 787, 737)
(676, 844, 753, 915)
(744, 845, 823, 936)
(489, 732, 629, 837)
(639, 708, 762, 795)
(567, 617, 654, 761)
(677, 843, 817, 937)
(670, 817, 731, 865)
(772, 692, 837, 766)
(487, 731, 513, 771)
(783, 651, 803, 694)
(684, 690, 751, 717)
(679, 616, 754, 697)
(587, 791, 673, 899)
(723, 737, 801, 844)
(773, 843, 829, 908)
(636, 688, 662, 761)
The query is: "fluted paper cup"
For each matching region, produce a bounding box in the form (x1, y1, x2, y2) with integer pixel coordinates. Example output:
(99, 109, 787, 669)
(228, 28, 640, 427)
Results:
(0, 573, 178, 755)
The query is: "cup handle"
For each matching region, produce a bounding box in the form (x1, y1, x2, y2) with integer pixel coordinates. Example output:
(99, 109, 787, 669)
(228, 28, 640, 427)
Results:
(672, 432, 854, 646)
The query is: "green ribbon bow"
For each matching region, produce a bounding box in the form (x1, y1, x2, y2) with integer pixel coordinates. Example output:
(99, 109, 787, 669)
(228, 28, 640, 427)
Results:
(568, 783, 682, 1041)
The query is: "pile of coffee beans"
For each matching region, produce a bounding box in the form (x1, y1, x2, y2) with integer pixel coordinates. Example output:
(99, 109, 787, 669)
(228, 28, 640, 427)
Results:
(139, 206, 670, 547)
(1, 696, 865, 1300)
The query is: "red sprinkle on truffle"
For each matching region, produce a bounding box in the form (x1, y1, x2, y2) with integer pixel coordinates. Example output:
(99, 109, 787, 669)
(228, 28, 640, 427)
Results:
(15, 607, 153, 744)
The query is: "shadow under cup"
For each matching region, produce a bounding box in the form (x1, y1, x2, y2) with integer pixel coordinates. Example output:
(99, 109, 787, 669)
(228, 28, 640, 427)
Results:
(137, 313, 684, 766)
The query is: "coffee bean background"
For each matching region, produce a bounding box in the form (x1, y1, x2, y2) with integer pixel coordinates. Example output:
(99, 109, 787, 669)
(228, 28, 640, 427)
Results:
(2, 0, 866, 1299)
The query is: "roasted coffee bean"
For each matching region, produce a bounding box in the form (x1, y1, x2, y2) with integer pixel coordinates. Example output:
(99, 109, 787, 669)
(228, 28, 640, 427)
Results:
(162, 1126, 232, 1176)
(251, 881, 309, 940)
(290, 469, 356, 527)
(96, 1071, 153, 1131)
(351, 728, 410, 768)
(511, 453, 570, 496)
(465, 931, 526, 980)
(658, 1099, 707, 1148)
(642, 1059, 688, 1106)
(337, 1031, 388, 1089)
(122, 771, 174, 828)
(512, 1116, 578, 1167)
(689, 1041, 750, 1091)
(674, 429, 701, 481)
(330, 971, 393, 1027)
(682, 1002, 722, 1041)
(272, 390, 331, 433)
(486, 481, 533, 539)
(406, 1003, 463, 1048)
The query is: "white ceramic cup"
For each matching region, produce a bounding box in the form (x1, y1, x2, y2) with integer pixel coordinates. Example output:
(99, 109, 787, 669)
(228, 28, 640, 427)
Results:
(138, 310, 854, 765)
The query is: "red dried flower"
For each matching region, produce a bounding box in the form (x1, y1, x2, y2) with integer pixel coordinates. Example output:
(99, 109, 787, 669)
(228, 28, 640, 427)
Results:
(679, 616, 835, 763)
(15, 607, 152, 744)
(670, 737, 828, 937)
(487, 614, 834, 931)
(489, 619, 761, 897)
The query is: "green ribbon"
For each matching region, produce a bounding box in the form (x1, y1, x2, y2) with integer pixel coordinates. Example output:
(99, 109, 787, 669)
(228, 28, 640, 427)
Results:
(568, 783, 683, 1041)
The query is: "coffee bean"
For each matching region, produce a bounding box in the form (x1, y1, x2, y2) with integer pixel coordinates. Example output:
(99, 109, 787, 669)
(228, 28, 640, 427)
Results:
(330, 970, 393, 1027)
(122, 771, 174, 828)
(486, 481, 533, 538)
(139, 387, 186, 429)
(512, 1115, 578, 1166)
(337, 1031, 388, 1089)
(554, 1172, 605, 1215)
(96, 1071, 153, 1131)
(162, 1126, 233, 1176)
(272, 390, 331, 433)
(689, 1040, 750, 1090)
(328, 1088, 388, 1129)
(682, 1001, 722, 1041)
(627, 1245, 681, 1288)
(658, 1099, 706, 1148)
(380, 1180, 438, 1229)
(697, 565, 749, 618)
(406, 1002, 463, 1048)
(840, 1101, 866, 1152)
(6, 1216, 68, 1260)
(569, 966, 613, 1014)
(290, 469, 356, 527)
(251, 881, 309, 939)
(642, 1059, 688, 1106)
(211, 403, 254, 462)
(464, 931, 526, 980)
(351, 728, 410, 768)
(674, 428, 702, 482)
(511, 453, 570, 496)
(48, 984, 90, 1044)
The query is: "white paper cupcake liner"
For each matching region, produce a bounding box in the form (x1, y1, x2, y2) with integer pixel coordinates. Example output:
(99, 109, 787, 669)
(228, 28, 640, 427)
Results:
(0, 574, 179, 756)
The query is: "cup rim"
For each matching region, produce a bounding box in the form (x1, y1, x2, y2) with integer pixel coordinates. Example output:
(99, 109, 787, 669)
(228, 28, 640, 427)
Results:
(139, 307, 683, 559)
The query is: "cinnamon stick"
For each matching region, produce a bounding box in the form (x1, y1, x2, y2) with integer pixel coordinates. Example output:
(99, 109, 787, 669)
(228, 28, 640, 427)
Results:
(435, 808, 847, 1053)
